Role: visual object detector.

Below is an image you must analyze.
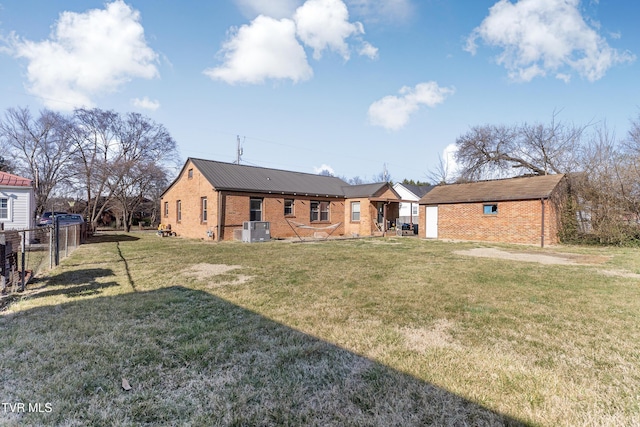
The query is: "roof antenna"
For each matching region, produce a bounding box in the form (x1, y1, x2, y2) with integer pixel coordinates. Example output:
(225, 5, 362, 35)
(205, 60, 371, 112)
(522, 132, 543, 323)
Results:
(235, 135, 244, 165)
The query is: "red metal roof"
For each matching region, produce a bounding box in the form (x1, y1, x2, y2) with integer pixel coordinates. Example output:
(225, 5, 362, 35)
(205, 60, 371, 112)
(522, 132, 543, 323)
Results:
(0, 171, 32, 187)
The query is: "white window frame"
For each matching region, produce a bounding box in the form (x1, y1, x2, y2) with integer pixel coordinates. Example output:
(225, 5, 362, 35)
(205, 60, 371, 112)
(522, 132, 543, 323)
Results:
(284, 199, 294, 216)
(351, 201, 360, 222)
(0, 197, 9, 220)
(201, 197, 208, 223)
(250, 198, 263, 221)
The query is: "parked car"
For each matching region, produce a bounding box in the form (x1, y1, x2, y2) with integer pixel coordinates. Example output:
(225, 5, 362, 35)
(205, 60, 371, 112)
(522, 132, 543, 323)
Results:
(56, 214, 85, 226)
(37, 211, 68, 226)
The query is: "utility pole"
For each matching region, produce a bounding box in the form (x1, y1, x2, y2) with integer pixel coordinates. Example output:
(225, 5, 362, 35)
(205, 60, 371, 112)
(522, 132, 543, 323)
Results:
(235, 135, 244, 165)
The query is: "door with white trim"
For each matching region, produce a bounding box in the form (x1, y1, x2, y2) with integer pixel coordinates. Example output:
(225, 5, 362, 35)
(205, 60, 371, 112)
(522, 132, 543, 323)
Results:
(425, 206, 438, 238)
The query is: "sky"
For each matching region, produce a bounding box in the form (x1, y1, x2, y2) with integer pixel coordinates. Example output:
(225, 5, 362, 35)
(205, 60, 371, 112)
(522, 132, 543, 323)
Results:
(0, 0, 638, 183)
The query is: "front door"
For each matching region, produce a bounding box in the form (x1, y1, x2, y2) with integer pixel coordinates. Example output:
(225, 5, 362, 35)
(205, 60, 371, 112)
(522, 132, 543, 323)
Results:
(376, 202, 385, 231)
(426, 206, 438, 238)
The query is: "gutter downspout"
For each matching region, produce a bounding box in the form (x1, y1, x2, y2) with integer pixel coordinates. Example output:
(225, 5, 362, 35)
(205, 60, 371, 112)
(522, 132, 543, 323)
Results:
(217, 190, 224, 242)
(540, 198, 545, 248)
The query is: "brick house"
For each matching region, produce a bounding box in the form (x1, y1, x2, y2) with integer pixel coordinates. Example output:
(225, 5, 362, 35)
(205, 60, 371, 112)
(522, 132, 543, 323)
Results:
(418, 174, 566, 246)
(159, 158, 402, 241)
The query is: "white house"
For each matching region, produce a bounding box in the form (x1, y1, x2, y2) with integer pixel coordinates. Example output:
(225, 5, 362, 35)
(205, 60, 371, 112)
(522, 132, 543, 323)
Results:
(393, 183, 432, 226)
(0, 172, 35, 230)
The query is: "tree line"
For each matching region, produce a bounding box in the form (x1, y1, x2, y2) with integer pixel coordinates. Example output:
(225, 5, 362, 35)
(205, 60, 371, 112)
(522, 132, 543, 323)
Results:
(0, 107, 179, 232)
(433, 110, 640, 245)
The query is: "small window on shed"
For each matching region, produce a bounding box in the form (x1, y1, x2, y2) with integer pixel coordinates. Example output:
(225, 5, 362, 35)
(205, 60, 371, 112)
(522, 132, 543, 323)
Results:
(483, 204, 498, 215)
(188, 168, 193, 179)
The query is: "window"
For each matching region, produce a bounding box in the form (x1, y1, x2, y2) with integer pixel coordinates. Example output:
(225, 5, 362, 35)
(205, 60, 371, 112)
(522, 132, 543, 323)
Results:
(351, 201, 360, 221)
(188, 168, 193, 179)
(412, 204, 418, 216)
(177, 200, 182, 222)
(0, 198, 8, 220)
(164, 202, 169, 218)
(311, 201, 329, 222)
(483, 204, 498, 215)
(250, 198, 262, 221)
(284, 199, 294, 216)
(201, 197, 208, 223)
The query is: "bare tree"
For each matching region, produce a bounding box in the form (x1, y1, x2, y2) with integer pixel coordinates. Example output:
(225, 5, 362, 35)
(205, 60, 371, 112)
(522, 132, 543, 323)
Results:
(454, 112, 588, 181)
(571, 124, 630, 243)
(0, 155, 14, 173)
(0, 107, 76, 215)
(111, 161, 168, 232)
(69, 108, 121, 229)
(107, 112, 178, 231)
(425, 152, 452, 185)
(68, 109, 178, 231)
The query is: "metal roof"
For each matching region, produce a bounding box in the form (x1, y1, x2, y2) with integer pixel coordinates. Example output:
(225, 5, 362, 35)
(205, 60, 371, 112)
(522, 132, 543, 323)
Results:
(398, 183, 433, 198)
(0, 172, 32, 187)
(419, 174, 565, 205)
(342, 182, 390, 198)
(190, 158, 349, 197)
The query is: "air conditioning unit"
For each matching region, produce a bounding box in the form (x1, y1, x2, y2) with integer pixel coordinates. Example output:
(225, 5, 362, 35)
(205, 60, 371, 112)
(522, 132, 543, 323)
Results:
(242, 221, 270, 243)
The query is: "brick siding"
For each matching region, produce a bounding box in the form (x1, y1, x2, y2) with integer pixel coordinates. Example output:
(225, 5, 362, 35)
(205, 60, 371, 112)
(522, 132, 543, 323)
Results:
(419, 199, 559, 245)
(160, 161, 218, 240)
(162, 161, 402, 241)
(220, 192, 345, 240)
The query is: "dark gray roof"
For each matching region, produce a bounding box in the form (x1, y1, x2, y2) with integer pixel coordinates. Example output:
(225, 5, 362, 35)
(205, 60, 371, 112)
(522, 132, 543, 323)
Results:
(190, 158, 349, 197)
(342, 182, 389, 198)
(401, 184, 433, 198)
(419, 174, 565, 205)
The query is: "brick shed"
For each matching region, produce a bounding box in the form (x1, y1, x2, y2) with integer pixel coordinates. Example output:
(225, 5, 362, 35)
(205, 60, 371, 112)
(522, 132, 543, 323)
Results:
(160, 158, 402, 241)
(418, 174, 566, 246)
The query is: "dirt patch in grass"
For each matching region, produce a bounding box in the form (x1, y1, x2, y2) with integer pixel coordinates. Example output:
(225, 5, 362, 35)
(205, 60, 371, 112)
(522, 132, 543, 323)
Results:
(455, 247, 610, 265)
(181, 263, 253, 287)
(598, 269, 640, 279)
(400, 319, 461, 352)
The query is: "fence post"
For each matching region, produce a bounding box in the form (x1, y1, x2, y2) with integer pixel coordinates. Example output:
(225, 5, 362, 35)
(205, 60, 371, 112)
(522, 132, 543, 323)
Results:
(0, 233, 5, 293)
(65, 227, 69, 258)
(49, 226, 53, 269)
(54, 218, 60, 266)
(20, 231, 26, 292)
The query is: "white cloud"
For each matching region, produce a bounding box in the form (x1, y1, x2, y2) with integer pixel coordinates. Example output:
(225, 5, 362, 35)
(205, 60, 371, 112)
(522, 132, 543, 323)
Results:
(359, 41, 379, 59)
(235, 0, 302, 19)
(368, 82, 455, 131)
(208, 0, 376, 84)
(204, 15, 313, 85)
(132, 97, 160, 111)
(294, 0, 364, 60)
(7, 0, 158, 111)
(466, 0, 635, 82)
(314, 164, 335, 175)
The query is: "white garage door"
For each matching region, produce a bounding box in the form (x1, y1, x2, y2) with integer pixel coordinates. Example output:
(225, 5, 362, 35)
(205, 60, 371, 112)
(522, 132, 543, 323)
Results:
(425, 206, 438, 239)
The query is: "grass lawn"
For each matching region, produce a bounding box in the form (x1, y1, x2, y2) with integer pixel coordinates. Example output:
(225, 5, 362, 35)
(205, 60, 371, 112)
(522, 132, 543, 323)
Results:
(1, 233, 639, 426)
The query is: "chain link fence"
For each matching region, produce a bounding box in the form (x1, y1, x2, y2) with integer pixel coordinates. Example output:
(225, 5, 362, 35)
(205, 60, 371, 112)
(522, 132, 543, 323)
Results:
(1, 222, 87, 295)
